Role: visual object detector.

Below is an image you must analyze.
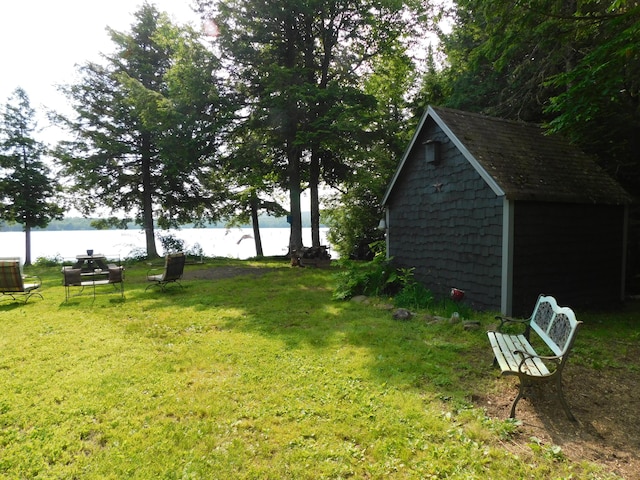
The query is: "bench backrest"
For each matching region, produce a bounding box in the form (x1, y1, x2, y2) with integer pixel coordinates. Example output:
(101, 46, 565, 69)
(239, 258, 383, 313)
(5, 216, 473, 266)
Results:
(0, 258, 25, 292)
(108, 265, 124, 283)
(62, 267, 82, 286)
(530, 295, 581, 357)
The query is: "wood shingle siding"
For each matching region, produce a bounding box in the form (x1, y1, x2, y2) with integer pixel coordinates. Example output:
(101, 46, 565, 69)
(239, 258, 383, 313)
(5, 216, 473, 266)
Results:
(383, 106, 632, 315)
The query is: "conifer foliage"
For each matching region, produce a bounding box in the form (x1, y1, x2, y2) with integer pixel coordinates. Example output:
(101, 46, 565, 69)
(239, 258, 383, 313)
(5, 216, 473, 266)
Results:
(0, 88, 63, 265)
(55, 4, 230, 257)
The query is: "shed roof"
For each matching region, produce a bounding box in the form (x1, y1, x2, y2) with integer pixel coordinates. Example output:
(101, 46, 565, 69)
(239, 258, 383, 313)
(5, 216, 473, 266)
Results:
(383, 106, 632, 205)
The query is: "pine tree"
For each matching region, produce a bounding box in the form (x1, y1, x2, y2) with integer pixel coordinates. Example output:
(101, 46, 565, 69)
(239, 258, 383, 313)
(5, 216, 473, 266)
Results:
(55, 4, 230, 257)
(0, 88, 64, 266)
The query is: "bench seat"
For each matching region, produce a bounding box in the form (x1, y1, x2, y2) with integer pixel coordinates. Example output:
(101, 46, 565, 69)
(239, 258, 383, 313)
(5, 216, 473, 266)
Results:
(488, 332, 550, 377)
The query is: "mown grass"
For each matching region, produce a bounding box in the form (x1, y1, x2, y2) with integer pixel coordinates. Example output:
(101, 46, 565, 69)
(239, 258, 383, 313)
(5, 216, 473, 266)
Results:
(0, 258, 632, 479)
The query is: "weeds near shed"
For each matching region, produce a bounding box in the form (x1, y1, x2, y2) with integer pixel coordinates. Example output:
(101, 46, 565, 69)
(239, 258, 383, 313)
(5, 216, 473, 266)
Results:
(393, 278, 433, 309)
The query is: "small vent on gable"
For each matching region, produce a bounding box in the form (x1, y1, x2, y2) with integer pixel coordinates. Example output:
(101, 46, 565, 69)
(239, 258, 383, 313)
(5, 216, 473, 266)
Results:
(424, 139, 441, 165)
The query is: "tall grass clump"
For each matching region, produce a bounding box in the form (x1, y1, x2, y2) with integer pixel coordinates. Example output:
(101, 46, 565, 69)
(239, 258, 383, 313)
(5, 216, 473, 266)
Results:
(393, 275, 434, 310)
(332, 256, 402, 300)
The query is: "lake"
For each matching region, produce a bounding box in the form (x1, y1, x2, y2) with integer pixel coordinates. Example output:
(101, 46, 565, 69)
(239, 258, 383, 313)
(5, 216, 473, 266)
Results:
(1, 227, 333, 262)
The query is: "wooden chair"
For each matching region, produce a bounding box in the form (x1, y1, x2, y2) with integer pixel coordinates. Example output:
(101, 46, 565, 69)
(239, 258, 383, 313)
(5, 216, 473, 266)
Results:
(146, 253, 186, 291)
(0, 257, 43, 303)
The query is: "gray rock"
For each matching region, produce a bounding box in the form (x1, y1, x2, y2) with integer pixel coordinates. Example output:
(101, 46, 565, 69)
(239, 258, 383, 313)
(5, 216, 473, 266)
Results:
(392, 308, 413, 321)
(350, 295, 369, 303)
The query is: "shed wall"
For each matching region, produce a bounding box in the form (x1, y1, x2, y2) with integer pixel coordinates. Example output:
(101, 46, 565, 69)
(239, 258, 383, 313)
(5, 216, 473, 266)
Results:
(386, 122, 503, 310)
(512, 202, 626, 315)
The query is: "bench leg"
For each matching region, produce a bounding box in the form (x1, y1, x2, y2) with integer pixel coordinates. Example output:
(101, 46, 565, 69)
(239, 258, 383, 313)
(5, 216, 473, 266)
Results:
(511, 375, 576, 421)
(510, 380, 527, 418)
(555, 375, 576, 421)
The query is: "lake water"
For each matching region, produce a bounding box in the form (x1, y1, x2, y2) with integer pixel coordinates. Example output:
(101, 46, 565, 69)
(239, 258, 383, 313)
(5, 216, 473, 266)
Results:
(1, 227, 333, 262)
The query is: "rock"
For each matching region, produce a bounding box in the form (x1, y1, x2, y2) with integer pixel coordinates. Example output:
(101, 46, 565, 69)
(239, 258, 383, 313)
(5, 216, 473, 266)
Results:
(377, 303, 395, 311)
(350, 295, 369, 303)
(463, 321, 481, 331)
(392, 308, 413, 321)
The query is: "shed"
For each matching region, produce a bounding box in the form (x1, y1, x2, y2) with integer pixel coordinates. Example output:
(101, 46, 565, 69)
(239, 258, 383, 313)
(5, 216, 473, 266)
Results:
(381, 106, 632, 316)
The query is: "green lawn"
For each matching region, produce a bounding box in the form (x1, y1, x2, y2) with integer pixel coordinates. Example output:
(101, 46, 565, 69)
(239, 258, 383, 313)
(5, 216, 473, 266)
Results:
(0, 259, 628, 479)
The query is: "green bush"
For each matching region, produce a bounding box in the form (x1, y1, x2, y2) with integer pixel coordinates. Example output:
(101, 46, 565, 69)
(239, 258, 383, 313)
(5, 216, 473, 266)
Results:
(333, 256, 402, 300)
(33, 255, 63, 267)
(157, 231, 185, 253)
(333, 241, 417, 300)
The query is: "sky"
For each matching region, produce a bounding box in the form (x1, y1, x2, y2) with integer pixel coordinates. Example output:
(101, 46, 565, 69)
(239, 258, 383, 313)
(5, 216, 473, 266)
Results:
(0, 0, 201, 142)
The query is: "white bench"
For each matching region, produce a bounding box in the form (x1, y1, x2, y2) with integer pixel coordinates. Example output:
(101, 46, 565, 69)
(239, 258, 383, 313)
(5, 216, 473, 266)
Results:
(487, 295, 582, 420)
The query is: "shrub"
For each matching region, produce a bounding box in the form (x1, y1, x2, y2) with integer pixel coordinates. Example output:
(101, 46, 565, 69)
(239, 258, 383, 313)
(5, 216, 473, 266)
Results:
(157, 232, 185, 254)
(123, 247, 147, 263)
(333, 242, 415, 300)
(33, 255, 63, 267)
(186, 242, 204, 258)
(333, 256, 399, 300)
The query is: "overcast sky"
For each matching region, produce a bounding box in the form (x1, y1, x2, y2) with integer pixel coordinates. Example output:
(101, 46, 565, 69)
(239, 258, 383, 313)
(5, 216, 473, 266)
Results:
(0, 0, 201, 140)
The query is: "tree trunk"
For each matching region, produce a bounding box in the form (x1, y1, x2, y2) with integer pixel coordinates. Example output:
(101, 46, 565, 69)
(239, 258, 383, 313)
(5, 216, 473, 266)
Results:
(250, 196, 264, 257)
(310, 149, 321, 247)
(141, 133, 159, 258)
(288, 146, 304, 257)
(282, 13, 303, 259)
(24, 225, 32, 266)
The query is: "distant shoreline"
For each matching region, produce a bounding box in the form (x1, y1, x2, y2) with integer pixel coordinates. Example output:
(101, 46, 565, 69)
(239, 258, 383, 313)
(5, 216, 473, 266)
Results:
(0, 214, 323, 232)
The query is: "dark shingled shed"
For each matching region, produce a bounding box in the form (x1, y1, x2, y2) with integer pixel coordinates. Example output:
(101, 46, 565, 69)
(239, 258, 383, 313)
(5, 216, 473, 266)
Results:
(381, 106, 632, 316)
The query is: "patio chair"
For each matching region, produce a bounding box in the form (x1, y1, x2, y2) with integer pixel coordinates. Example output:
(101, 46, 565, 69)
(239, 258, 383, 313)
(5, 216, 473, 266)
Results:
(0, 257, 43, 303)
(146, 252, 186, 291)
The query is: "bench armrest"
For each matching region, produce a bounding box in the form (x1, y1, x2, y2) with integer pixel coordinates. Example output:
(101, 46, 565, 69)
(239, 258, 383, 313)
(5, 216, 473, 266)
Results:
(514, 349, 562, 374)
(495, 315, 531, 338)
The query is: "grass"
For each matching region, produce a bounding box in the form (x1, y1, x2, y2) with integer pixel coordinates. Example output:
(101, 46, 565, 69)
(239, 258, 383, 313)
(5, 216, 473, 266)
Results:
(0, 258, 634, 479)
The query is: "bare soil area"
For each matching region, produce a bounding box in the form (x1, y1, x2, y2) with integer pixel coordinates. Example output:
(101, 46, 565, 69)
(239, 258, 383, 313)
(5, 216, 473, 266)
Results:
(182, 265, 274, 281)
(476, 363, 640, 479)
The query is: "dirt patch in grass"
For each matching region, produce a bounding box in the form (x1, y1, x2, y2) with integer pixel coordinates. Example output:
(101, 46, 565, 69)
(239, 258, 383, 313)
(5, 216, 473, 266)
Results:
(475, 360, 640, 479)
(182, 265, 275, 281)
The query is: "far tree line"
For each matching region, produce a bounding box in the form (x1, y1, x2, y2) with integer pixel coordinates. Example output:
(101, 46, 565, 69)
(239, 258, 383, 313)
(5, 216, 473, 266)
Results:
(1, 1, 638, 267)
(0, 213, 320, 232)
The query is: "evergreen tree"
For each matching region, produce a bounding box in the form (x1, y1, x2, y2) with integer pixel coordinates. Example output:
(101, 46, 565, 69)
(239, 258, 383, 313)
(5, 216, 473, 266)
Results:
(545, 2, 640, 196)
(198, 0, 419, 257)
(55, 3, 230, 257)
(440, 0, 640, 194)
(325, 48, 419, 258)
(218, 129, 288, 257)
(0, 88, 64, 266)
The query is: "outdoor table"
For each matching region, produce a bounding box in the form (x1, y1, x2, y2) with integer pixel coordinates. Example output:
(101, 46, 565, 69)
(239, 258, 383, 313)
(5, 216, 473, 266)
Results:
(73, 254, 109, 273)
